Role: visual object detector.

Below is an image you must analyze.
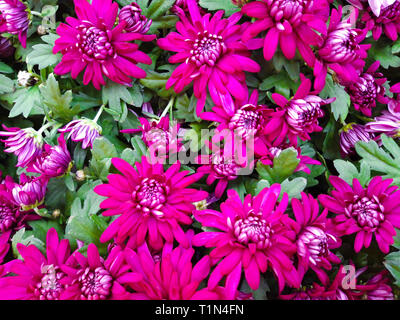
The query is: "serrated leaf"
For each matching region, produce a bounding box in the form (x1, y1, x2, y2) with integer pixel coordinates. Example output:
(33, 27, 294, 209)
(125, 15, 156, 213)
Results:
(102, 81, 133, 122)
(320, 75, 349, 121)
(9, 86, 42, 118)
(199, 0, 240, 16)
(280, 177, 307, 200)
(0, 62, 13, 74)
(26, 220, 64, 244)
(92, 137, 118, 161)
(384, 250, 400, 287)
(26, 34, 61, 69)
(11, 228, 45, 259)
(145, 0, 175, 20)
(0, 74, 14, 94)
(369, 43, 400, 69)
(333, 159, 371, 187)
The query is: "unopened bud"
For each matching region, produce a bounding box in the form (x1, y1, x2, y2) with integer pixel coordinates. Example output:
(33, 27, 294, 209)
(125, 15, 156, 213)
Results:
(52, 209, 61, 218)
(75, 170, 86, 181)
(17, 71, 38, 87)
(37, 25, 47, 35)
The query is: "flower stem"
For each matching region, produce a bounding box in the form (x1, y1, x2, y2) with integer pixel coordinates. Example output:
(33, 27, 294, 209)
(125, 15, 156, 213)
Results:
(160, 97, 175, 119)
(93, 104, 105, 123)
(37, 121, 54, 135)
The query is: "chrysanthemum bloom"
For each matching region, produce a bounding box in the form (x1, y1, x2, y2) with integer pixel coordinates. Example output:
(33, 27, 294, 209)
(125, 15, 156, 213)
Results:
(119, 2, 152, 34)
(0, 125, 43, 168)
(313, 6, 370, 91)
(279, 283, 333, 300)
(0, 230, 10, 265)
(60, 244, 141, 300)
(0, 36, 14, 57)
(319, 176, 400, 253)
(193, 187, 300, 292)
(349, 0, 396, 16)
(196, 132, 253, 198)
(346, 61, 388, 117)
(53, 0, 155, 89)
(157, 0, 260, 115)
(389, 82, 400, 113)
(291, 193, 341, 284)
(12, 174, 48, 212)
(200, 90, 273, 141)
(264, 76, 334, 146)
(365, 101, 400, 138)
(59, 118, 102, 149)
(124, 242, 225, 300)
(0, 0, 29, 48)
(339, 123, 375, 157)
(361, 0, 400, 40)
(0, 228, 72, 300)
(255, 139, 320, 174)
(121, 116, 182, 161)
(27, 134, 72, 178)
(171, 0, 204, 17)
(94, 156, 207, 250)
(241, 0, 330, 61)
(0, 173, 39, 233)
(359, 271, 394, 300)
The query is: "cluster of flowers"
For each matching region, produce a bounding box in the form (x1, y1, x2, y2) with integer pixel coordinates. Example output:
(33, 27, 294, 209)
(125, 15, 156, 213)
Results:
(0, 0, 399, 300)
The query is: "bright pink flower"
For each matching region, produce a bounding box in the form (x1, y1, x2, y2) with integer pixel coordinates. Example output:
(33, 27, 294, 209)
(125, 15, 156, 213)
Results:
(358, 271, 394, 300)
(121, 116, 182, 161)
(314, 6, 370, 91)
(53, 0, 155, 89)
(241, 0, 329, 61)
(346, 61, 388, 117)
(339, 123, 376, 157)
(365, 100, 400, 138)
(12, 174, 48, 212)
(193, 186, 300, 292)
(196, 132, 253, 198)
(0, 0, 29, 48)
(319, 176, 400, 253)
(0, 228, 72, 300)
(27, 134, 72, 178)
(60, 244, 141, 300)
(0, 125, 43, 168)
(119, 2, 152, 34)
(124, 241, 223, 300)
(291, 193, 341, 284)
(361, 0, 400, 40)
(349, 0, 397, 17)
(59, 118, 102, 149)
(264, 76, 334, 146)
(94, 156, 207, 250)
(157, 0, 260, 115)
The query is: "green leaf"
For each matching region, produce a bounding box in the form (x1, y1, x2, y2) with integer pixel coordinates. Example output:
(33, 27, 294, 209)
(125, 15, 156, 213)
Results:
(26, 33, 61, 69)
(145, 0, 175, 20)
(199, 0, 240, 16)
(92, 137, 118, 161)
(0, 74, 14, 94)
(280, 177, 307, 200)
(102, 81, 132, 122)
(39, 73, 78, 122)
(256, 148, 300, 184)
(369, 43, 400, 69)
(384, 250, 400, 287)
(0, 62, 14, 74)
(333, 159, 371, 187)
(25, 220, 64, 244)
(355, 135, 400, 186)
(320, 75, 350, 122)
(293, 164, 326, 187)
(11, 228, 45, 259)
(9, 86, 42, 118)
(139, 69, 174, 98)
(65, 188, 108, 254)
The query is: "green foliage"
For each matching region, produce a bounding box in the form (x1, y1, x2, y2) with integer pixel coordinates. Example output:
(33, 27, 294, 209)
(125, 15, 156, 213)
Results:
(320, 75, 350, 122)
(26, 33, 61, 69)
(199, 0, 240, 16)
(333, 159, 371, 187)
(9, 86, 42, 118)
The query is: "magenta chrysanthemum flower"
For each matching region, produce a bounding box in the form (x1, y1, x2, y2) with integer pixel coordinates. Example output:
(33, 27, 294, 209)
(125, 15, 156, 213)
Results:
(157, 0, 260, 115)
(359, 271, 394, 300)
(255, 140, 320, 174)
(349, 0, 396, 16)
(60, 244, 141, 300)
(0, 228, 72, 300)
(264, 76, 334, 146)
(53, 0, 155, 89)
(94, 156, 207, 250)
(339, 123, 376, 157)
(0, 0, 29, 48)
(319, 176, 400, 253)
(124, 242, 224, 300)
(241, 0, 329, 61)
(291, 193, 341, 284)
(12, 174, 48, 212)
(0, 173, 39, 233)
(365, 102, 400, 138)
(59, 118, 102, 149)
(314, 6, 370, 91)
(119, 2, 152, 34)
(346, 61, 388, 117)
(361, 0, 400, 40)
(121, 116, 182, 160)
(0, 125, 43, 168)
(193, 186, 300, 292)
(27, 134, 72, 178)
(0, 35, 14, 57)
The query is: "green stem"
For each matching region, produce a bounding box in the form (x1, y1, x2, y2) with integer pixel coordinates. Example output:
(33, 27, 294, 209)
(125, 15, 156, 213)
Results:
(93, 104, 105, 123)
(37, 121, 54, 135)
(160, 97, 175, 119)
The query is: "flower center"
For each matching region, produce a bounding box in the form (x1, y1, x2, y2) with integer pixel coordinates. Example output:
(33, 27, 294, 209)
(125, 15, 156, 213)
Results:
(145, 128, 170, 147)
(77, 24, 114, 62)
(353, 73, 380, 103)
(133, 178, 168, 218)
(190, 31, 227, 67)
(78, 267, 113, 300)
(345, 196, 385, 231)
(267, 0, 309, 26)
(286, 98, 324, 131)
(211, 154, 240, 179)
(298, 226, 332, 265)
(377, 1, 400, 20)
(35, 265, 64, 300)
(233, 212, 272, 249)
(229, 104, 261, 138)
(0, 204, 16, 232)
